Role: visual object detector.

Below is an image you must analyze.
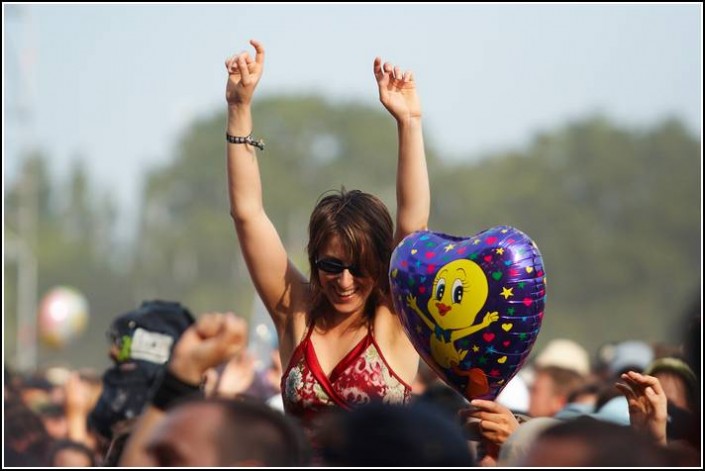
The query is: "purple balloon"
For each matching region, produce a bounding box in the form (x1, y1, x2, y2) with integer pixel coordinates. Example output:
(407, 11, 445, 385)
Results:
(389, 226, 545, 401)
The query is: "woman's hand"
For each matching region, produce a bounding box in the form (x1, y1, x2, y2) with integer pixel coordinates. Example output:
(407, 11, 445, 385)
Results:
(374, 57, 421, 123)
(225, 39, 265, 107)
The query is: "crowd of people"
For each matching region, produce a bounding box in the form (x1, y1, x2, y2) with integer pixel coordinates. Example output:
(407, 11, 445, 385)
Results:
(4, 39, 701, 467)
(5, 317, 700, 466)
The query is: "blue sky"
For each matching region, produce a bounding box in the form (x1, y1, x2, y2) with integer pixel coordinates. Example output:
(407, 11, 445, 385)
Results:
(4, 4, 702, 228)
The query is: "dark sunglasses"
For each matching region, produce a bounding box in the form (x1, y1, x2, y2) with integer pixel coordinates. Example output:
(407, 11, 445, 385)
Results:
(315, 258, 364, 277)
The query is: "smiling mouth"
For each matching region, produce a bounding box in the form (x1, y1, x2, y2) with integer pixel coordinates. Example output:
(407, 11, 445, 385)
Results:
(335, 287, 356, 298)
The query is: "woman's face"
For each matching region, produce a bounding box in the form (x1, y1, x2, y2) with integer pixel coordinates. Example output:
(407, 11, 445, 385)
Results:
(316, 235, 374, 318)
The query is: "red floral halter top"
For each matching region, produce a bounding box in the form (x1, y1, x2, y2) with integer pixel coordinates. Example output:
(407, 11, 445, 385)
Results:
(281, 324, 412, 426)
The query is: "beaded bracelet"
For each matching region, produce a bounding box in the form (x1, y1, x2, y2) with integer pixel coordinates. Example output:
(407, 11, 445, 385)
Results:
(226, 132, 265, 150)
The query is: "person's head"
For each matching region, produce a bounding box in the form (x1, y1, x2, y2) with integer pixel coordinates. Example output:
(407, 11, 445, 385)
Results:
(49, 440, 96, 467)
(528, 366, 585, 418)
(144, 397, 308, 466)
(604, 340, 654, 379)
(521, 416, 674, 467)
(566, 380, 601, 406)
(37, 402, 69, 440)
(307, 189, 394, 323)
(17, 374, 54, 414)
(498, 417, 561, 466)
(645, 357, 697, 412)
(534, 338, 591, 377)
(414, 382, 469, 422)
(90, 300, 194, 440)
(4, 398, 52, 466)
(319, 402, 475, 467)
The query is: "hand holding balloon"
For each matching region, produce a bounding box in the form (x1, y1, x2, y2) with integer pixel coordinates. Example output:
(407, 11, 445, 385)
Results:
(460, 399, 520, 445)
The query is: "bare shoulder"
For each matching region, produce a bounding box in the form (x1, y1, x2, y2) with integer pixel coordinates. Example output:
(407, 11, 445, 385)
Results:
(373, 303, 419, 384)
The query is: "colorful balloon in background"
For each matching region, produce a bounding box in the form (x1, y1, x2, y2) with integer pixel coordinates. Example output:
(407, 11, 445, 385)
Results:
(38, 286, 90, 349)
(390, 226, 546, 401)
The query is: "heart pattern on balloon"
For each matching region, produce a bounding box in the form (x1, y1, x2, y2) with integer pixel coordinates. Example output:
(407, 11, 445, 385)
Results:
(389, 226, 546, 401)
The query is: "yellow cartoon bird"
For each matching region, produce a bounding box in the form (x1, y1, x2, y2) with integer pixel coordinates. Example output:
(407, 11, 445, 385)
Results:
(407, 259, 499, 369)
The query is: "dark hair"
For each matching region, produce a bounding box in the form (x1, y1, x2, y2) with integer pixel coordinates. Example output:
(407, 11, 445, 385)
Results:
(415, 382, 468, 423)
(49, 439, 97, 467)
(534, 365, 586, 398)
(212, 397, 309, 466)
(566, 381, 601, 404)
(4, 398, 52, 466)
(531, 416, 674, 466)
(319, 402, 475, 467)
(307, 189, 394, 325)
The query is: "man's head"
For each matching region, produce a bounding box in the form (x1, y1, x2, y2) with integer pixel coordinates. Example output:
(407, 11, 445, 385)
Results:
(145, 397, 308, 466)
(319, 402, 475, 467)
(528, 366, 585, 418)
(521, 416, 673, 467)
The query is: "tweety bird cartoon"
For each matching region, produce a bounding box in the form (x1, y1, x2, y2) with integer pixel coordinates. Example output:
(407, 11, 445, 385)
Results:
(407, 259, 499, 369)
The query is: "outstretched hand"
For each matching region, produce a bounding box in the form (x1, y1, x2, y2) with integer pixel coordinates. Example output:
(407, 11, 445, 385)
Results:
(168, 312, 248, 384)
(225, 39, 265, 107)
(615, 371, 668, 445)
(374, 57, 421, 122)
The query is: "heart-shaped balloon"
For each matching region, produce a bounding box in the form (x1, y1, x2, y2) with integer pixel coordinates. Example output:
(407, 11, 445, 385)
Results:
(389, 226, 546, 401)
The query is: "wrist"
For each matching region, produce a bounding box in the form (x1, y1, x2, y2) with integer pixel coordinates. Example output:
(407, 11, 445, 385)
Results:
(396, 115, 422, 128)
(227, 106, 253, 136)
(228, 103, 252, 115)
(167, 356, 205, 385)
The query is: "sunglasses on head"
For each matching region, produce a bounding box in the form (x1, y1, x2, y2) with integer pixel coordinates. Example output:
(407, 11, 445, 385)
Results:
(315, 258, 364, 277)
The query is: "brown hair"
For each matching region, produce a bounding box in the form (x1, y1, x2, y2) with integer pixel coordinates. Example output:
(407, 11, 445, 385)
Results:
(307, 189, 394, 325)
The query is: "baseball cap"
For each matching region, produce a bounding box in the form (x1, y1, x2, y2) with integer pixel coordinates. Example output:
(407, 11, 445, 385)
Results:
(607, 340, 654, 377)
(644, 357, 697, 390)
(534, 339, 590, 376)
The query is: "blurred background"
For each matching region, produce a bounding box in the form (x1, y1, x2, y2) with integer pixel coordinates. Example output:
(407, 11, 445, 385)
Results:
(3, 4, 701, 373)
